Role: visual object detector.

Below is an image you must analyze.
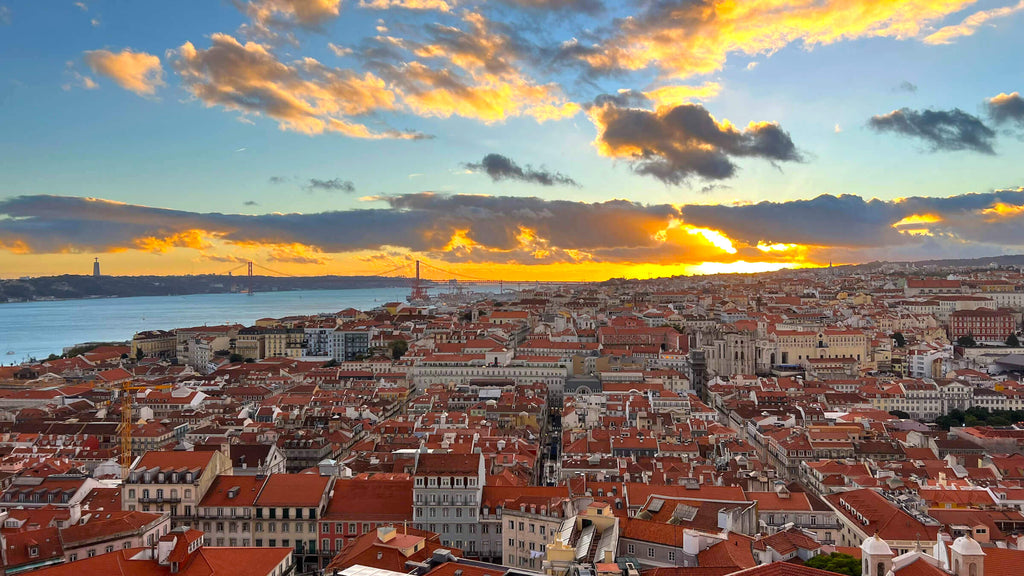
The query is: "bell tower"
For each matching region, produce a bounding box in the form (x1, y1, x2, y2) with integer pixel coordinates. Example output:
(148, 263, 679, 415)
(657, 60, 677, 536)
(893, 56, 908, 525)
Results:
(861, 534, 893, 576)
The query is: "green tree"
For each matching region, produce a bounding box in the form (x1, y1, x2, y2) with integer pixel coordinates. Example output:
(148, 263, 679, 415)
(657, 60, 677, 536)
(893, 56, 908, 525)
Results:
(804, 552, 860, 576)
(1007, 333, 1021, 347)
(891, 332, 907, 347)
(228, 353, 245, 363)
(135, 348, 145, 362)
(988, 415, 1011, 427)
(389, 339, 409, 360)
(889, 410, 911, 419)
(957, 335, 977, 347)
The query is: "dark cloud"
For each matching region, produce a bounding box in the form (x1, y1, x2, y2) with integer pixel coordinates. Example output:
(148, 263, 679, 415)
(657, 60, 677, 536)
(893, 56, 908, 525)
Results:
(987, 92, 1024, 127)
(244, 200, 260, 206)
(590, 99, 802, 184)
(464, 153, 579, 187)
(4, 189, 1024, 266)
(896, 81, 918, 93)
(679, 189, 1024, 249)
(268, 176, 288, 184)
(305, 178, 356, 193)
(590, 90, 650, 109)
(868, 107, 996, 154)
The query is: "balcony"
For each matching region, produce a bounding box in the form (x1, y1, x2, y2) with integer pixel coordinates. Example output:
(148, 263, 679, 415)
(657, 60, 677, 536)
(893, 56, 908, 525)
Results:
(140, 496, 182, 504)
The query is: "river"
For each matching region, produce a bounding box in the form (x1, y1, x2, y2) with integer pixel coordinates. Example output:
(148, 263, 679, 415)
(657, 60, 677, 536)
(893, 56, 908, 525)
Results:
(0, 286, 499, 363)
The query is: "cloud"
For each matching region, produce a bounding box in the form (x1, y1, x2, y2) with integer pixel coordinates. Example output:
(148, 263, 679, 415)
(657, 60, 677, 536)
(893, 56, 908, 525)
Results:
(170, 33, 425, 139)
(244, 200, 260, 206)
(923, 0, 1024, 45)
(987, 92, 1024, 127)
(62, 61, 98, 92)
(84, 48, 164, 96)
(234, 0, 342, 42)
(0, 6, 9, 25)
(327, 42, 353, 57)
(358, 0, 454, 11)
(358, 11, 579, 123)
(268, 176, 288, 184)
(464, 153, 579, 187)
(499, 0, 603, 14)
(571, 0, 977, 79)
(305, 178, 356, 192)
(3, 189, 1024, 268)
(869, 107, 996, 154)
(896, 80, 918, 93)
(588, 98, 802, 184)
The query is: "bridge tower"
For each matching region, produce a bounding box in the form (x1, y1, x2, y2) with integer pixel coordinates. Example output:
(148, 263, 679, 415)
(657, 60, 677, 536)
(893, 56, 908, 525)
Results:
(410, 260, 429, 302)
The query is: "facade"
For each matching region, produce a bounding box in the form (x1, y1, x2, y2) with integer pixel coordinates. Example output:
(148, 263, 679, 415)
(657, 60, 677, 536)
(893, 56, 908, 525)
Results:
(122, 450, 233, 525)
(253, 472, 333, 573)
(412, 452, 485, 556)
(950, 308, 1016, 344)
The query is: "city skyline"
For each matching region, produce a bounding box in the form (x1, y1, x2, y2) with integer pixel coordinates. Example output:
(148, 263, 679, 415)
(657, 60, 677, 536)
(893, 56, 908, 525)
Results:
(2, 0, 1024, 280)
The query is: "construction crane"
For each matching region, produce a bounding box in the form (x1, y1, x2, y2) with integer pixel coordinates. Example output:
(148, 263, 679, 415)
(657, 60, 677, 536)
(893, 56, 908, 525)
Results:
(120, 381, 175, 477)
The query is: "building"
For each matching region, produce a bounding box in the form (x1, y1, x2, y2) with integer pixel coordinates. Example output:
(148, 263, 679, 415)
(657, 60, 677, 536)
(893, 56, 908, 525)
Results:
(122, 450, 233, 525)
(412, 452, 485, 556)
(197, 474, 264, 548)
(253, 472, 334, 573)
(950, 308, 1017, 344)
(24, 527, 293, 576)
(319, 476, 414, 565)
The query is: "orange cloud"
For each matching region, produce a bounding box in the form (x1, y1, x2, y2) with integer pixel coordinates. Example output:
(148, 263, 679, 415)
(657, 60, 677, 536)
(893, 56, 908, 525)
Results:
(84, 48, 164, 95)
(241, 0, 342, 28)
(644, 83, 722, 107)
(924, 0, 1024, 44)
(171, 34, 421, 139)
(981, 202, 1024, 220)
(380, 11, 579, 123)
(134, 230, 215, 253)
(584, 0, 978, 78)
(359, 0, 454, 11)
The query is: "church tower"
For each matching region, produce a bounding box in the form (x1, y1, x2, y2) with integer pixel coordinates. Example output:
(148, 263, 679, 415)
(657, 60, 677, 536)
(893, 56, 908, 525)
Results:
(861, 534, 893, 576)
(950, 535, 985, 576)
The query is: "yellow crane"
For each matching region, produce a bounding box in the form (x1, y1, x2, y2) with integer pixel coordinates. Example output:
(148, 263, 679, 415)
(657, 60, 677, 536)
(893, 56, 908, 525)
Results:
(120, 381, 175, 477)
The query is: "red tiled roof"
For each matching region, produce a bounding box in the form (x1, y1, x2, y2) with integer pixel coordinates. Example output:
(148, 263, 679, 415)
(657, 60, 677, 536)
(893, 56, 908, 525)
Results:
(255, 473, 331, 507)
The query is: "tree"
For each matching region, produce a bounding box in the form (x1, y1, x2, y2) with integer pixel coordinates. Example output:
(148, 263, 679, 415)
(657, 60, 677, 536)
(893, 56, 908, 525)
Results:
(229, 353, 245, 363)
(389, 339, 408, 360)
(1007, 333, 1021, 347)
(957, 335, 977, 347)
(135, 348, 145, 362)
(804, 552, 860, 576)
(892, 332, 907, 347)
(889, 410, 911, 419)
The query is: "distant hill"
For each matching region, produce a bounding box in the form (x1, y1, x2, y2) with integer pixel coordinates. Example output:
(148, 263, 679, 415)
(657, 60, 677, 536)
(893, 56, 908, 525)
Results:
(0, 274, 423, 303)
(836, 253, 1024, 272)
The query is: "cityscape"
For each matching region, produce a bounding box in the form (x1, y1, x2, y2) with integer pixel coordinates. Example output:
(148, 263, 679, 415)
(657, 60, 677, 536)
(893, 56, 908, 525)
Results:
(2, 1, 1024, 576)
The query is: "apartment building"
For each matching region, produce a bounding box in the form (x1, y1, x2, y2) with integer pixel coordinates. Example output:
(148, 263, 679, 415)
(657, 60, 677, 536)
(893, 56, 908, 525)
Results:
(122, 450, 232, 525)
(412, 452, 485, 556)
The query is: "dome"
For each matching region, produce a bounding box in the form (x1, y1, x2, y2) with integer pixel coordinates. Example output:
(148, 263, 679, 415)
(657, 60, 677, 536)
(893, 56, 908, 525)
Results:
(861, 534, 893, 556)
(951, 535, 985, 556)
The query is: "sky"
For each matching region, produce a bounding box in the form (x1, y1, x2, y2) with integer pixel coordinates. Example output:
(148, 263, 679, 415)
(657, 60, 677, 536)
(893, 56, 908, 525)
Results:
(1, 0, 1023, 281)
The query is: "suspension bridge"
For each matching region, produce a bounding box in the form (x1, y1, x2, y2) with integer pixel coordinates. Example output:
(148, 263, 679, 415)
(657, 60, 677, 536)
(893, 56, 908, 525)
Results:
(216, 259, 586, 301)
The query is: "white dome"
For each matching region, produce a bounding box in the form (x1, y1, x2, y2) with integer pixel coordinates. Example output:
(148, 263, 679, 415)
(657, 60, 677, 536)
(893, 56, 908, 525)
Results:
(951, 536, 985, 556)
(861, 534, 893, 556)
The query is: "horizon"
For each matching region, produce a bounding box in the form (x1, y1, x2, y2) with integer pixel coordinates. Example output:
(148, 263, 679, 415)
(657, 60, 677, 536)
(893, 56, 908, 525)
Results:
(2, 2, 1024, 277)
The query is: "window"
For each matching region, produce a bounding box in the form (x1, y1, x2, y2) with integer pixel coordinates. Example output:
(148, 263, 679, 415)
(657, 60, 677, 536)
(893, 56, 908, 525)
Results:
(668, 551, 676, 562)
(627, 544, 635, 555)
(648, 547, 655, 558)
